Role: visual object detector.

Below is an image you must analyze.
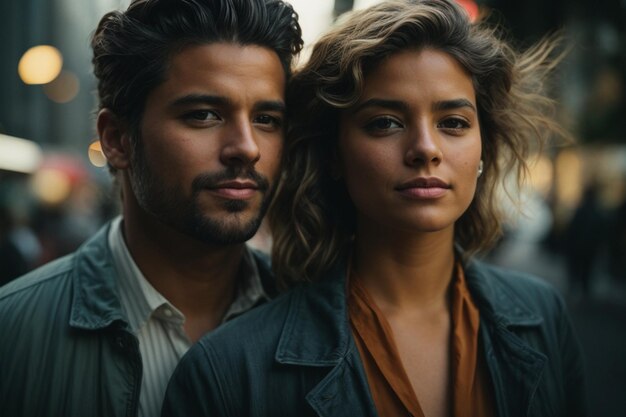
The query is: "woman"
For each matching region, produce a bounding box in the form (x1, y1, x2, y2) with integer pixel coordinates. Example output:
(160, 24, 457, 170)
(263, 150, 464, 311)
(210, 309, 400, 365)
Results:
(162, 1, 586, 416)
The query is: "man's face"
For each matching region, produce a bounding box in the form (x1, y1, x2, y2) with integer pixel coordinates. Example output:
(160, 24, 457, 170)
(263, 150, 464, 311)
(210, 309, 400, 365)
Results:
(129, 42, 285, 245)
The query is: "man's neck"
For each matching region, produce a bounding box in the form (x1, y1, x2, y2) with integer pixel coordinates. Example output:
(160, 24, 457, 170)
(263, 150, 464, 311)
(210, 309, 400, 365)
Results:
(121, 209, 246, 342)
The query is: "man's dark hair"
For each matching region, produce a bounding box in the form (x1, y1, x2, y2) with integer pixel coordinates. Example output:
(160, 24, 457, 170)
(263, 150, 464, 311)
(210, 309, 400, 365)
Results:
(91, 0, 303, 131)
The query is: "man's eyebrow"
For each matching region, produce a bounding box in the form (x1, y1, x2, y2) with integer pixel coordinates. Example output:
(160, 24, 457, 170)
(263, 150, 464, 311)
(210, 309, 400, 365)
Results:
(169, 94, 230, 108)
(169, 94, 285, 113)
(352, 98, 409, 114)
(253, 100, 285, 113)
(432, 98, 476, 112)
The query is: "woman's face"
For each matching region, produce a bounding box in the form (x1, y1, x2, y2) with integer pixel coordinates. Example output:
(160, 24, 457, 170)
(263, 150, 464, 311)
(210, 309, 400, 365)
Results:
(338, 48, 482, 237)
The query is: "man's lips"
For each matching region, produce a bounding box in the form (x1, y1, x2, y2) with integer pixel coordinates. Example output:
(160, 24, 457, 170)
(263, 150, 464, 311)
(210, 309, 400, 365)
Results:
(395, 177, 451, 199)
(206, 180, 259, 199)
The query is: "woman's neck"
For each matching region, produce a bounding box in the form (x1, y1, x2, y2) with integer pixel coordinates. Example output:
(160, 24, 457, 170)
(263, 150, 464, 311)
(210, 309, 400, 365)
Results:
(351, 221, 456, 314)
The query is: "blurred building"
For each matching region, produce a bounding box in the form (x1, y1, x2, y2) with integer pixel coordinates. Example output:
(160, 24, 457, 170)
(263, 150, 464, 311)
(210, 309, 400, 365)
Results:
(0, 0, 130, 149)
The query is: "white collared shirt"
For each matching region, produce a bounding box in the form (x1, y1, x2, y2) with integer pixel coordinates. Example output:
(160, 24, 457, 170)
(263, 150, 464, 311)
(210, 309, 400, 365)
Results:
(108, 216, 268, 417)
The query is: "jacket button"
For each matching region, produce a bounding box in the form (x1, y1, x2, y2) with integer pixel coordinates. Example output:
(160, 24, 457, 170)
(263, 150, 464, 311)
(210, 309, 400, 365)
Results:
(115, 335, 126, 350)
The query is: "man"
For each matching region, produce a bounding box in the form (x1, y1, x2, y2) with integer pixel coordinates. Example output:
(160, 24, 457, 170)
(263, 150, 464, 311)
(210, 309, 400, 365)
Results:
(0, 0, 302, 416)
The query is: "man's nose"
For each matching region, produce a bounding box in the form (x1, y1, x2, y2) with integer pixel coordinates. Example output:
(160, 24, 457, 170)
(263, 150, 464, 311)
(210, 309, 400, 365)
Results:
(220, 119, 261, 166)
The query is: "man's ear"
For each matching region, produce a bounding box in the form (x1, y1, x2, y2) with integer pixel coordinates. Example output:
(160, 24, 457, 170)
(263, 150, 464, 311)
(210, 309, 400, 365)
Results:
(97, 108, 132, 170)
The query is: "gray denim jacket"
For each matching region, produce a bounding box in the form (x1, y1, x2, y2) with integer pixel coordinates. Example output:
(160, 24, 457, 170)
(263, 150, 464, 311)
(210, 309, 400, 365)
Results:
(0, 223, 275, 417)
(163, 257, 587, 417)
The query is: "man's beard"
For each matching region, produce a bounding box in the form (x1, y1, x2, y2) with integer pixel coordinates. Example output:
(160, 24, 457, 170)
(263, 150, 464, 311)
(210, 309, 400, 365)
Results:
(129, 138, 273, 246)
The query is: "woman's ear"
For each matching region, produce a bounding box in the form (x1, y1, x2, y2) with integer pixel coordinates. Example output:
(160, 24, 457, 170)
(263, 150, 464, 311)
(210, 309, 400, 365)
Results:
(97, 108, 132, 170)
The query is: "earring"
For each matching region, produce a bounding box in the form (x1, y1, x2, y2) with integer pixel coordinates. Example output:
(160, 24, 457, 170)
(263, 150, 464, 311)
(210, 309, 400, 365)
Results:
(477, 160, 484, 177)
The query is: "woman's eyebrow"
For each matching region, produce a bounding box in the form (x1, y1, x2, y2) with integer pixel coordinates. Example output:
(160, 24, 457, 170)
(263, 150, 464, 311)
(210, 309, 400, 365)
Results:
(432, 98, 476, 112)
(352, 98, 476, 114)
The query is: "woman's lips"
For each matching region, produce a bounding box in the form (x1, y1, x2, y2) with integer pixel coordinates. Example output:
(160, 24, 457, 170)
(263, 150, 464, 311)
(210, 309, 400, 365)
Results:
(395, 177, 450, 199)
(397, 186, 448, 199)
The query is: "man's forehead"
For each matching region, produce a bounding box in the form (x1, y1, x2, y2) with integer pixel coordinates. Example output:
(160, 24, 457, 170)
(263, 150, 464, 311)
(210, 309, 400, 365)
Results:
(147, 42, 286, 107)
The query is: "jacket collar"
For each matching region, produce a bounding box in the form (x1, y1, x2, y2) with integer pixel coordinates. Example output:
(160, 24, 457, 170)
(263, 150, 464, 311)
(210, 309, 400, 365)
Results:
(463, 258, 543, 328)
(275, 255, 547, 417)
(69, 222, 127, 331)
(68, 221, 278, 332)
(464, 259, 547, 417)
(275, 255, 543, 365)
(276, 257, 378, 417)
(275, 257, 351, 366)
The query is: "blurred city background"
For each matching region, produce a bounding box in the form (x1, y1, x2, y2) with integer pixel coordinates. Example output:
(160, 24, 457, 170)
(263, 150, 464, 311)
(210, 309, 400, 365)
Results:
(0, 0, 625, 415)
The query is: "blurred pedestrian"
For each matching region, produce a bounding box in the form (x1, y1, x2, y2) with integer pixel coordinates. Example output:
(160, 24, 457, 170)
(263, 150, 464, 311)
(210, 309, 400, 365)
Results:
(608, 190, 626, 283)
(564, 184, 608, 296)
(0, 205, 28, 286)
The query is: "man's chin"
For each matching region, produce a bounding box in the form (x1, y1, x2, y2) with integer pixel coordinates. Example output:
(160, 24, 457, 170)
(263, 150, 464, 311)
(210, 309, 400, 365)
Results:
(188, 212, 263, 246)
(221, 199, 251, 213)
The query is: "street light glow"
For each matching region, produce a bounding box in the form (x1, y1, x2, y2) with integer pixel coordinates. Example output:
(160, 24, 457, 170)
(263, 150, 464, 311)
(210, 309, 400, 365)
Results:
(18, 45, 63, 85)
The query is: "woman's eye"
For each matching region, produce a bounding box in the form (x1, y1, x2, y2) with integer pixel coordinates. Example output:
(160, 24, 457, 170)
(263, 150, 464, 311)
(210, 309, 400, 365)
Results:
(364, 116, 402, 132)
(438, 117, 470, 131)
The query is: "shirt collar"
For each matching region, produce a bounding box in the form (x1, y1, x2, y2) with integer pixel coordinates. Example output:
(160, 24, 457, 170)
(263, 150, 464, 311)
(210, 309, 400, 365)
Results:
(222, 243, 269, 322)
(108, 216, 269, 330)
(108, 216, 183, 332)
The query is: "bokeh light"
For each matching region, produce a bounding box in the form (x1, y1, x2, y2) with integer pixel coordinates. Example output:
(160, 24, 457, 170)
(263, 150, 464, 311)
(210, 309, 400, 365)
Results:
(528, 155, 555, 198)
(455, 0, 479, 22)
(18, 45, 63, 85)
(0, 133, 43, 174)
(30, 168, 72, 205)
(43, 71, 80, 103)
(555, 149, 583, 207)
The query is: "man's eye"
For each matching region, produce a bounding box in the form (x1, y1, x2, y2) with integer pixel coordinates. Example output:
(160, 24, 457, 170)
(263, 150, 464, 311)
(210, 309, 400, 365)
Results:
(364, 116, 403, 132)
(185, 110, 219, 122)
(254, 114, 282, 129)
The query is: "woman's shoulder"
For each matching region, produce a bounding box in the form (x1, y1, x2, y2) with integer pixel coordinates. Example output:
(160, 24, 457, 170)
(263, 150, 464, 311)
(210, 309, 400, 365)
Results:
(465, 259, 567, 321)
(472, 260, 557, 291)
(202, 289, 298, 353)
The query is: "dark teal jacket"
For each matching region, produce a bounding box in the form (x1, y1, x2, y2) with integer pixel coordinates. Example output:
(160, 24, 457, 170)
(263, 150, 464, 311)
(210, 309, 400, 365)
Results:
(0, 223, 275, 417)
(163, 258, 587, 417)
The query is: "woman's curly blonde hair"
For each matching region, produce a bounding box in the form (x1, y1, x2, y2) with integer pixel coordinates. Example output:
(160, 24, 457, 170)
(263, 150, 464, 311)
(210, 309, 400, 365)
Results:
(269, 0, 566, 287)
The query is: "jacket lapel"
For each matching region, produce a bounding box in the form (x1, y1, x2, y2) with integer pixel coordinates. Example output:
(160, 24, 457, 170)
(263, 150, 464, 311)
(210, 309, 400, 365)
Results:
(274, 257, 549, 417)
(274, 258, 378, 417)
(466, 260, 547, 417)
(69, 222, 127, 331)
(305, 349, 378, 417)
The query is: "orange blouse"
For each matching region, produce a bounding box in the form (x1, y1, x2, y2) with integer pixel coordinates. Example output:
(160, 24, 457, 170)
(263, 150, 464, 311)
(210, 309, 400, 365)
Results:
(348, 264, 496, 417)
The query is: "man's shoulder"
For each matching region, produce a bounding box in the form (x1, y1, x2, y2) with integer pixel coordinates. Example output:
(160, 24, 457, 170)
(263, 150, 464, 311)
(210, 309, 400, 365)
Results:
(0, 254, 79, 369)
(0, 222, 113, 305)
(0, 253, 76, 306)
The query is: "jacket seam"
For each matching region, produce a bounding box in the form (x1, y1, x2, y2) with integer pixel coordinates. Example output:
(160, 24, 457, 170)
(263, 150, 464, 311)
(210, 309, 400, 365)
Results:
(0, 261, 74, 302)
(201, 340, 234, 417)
